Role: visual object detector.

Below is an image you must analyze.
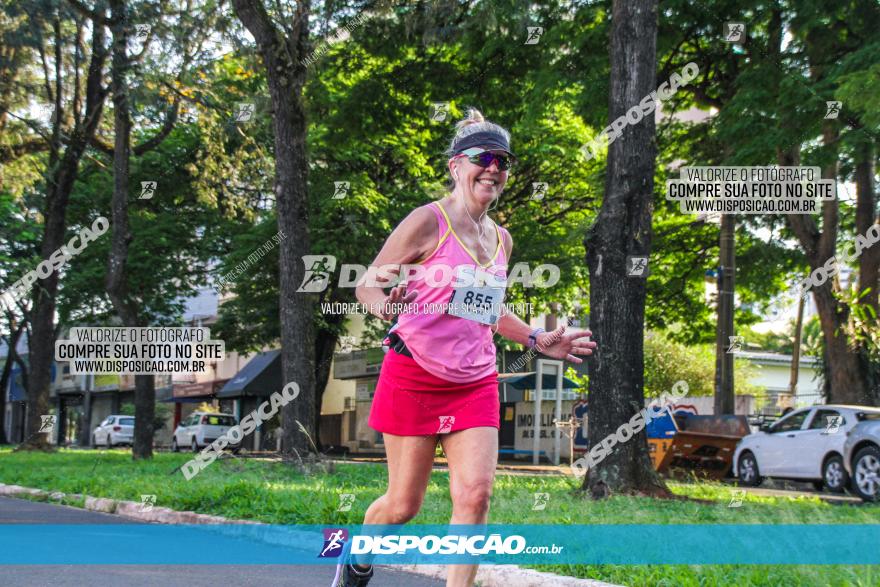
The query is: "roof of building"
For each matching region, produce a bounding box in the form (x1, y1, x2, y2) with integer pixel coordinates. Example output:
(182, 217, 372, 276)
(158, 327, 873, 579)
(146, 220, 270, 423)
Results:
(736, 351, 818, 365)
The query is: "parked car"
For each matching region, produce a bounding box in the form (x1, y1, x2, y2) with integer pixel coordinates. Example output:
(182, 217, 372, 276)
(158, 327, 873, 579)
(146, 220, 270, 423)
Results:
(843, 415, 880, 502)
(92, 415, 135, 448)
(171, 411, 240, 453)
(733, 405, 880, 493)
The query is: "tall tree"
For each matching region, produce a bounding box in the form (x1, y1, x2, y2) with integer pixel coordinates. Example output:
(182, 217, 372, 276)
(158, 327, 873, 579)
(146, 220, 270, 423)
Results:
(0, 193, 40, 445)
(18, 1, 108, 448)
(583, 0, 668, 496)
(655, 0, 879, 406)
(231, 0, 315, 456)
(91, 0, 209, 459)
(0, 315, 25, 444)
(782, 0, 880, 405)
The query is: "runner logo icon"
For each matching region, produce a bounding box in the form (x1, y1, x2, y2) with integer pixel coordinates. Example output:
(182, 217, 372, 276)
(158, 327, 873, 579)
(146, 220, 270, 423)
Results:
(39, 415, 57, 433)
(437, 416, 455, 434)
(319, 528, 349, 558)
(298, 255, 337, 292)
(525, 26, 543, 45)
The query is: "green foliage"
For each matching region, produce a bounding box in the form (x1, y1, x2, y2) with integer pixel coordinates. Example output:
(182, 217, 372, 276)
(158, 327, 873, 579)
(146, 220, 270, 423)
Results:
(2, 0, 877, 423)
(648, 0, 880, 350)
(214, 3, 607, 353)
(837, 286, 880, 396)
(1, 448, 878, 587)
(644, 331, 764, 399)
(837, 57, 880, 128)
(564, 365, 588, 392)
(2, 447, 878, 525)
(211, 217, 284, 352)
(153, 402, 174, 431)
(194, 402, 220, 414)
(740, 324, 796, 355)
(0, 191, 42, 294)
(840, 286, 880, 362)
(58, 124, 223, 326)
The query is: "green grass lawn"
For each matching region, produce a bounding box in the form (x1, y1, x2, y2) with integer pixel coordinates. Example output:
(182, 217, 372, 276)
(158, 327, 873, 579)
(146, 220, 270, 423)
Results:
(1, 447, 878, 587)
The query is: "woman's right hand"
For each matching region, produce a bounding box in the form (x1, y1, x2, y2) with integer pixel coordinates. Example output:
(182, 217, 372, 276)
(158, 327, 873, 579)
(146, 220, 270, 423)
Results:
(375, 284, 419, 321)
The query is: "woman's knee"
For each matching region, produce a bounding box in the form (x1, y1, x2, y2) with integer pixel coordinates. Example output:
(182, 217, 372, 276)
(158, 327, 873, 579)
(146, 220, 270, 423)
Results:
(451, 479, 493, 514)
(386, 494, 424, 523)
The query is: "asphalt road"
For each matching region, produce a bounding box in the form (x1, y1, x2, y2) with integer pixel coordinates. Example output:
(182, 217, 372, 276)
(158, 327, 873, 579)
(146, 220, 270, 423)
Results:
(0, 497, 446, 587)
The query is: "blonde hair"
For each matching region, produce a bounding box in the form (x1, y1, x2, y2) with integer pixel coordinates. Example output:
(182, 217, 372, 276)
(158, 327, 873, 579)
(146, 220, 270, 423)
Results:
(445, 107, 511, 157)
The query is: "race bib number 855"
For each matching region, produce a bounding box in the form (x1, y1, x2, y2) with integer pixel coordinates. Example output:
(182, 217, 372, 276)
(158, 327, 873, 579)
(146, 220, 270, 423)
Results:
(447, 266, 506, 325)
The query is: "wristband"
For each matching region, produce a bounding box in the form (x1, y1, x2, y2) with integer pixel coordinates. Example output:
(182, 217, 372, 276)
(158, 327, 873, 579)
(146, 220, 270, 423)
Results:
(527, 328, 545, 349)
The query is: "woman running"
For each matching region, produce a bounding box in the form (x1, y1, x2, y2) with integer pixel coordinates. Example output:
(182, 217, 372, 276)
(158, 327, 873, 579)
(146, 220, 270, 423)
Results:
(337, 108, 596, 587)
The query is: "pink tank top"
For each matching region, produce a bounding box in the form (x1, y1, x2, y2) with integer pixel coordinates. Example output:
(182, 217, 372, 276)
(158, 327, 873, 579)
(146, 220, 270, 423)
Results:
(393, 201, 508, 383)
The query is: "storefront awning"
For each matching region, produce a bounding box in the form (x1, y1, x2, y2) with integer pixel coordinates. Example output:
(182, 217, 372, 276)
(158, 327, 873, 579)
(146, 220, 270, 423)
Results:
(160, 393, 213, 403)
(499, 372, 581, 390)
(216, 349, 281, 399)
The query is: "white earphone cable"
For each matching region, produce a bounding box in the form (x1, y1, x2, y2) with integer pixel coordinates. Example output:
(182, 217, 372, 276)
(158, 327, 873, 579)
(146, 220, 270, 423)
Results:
(453, 160, 497, 263)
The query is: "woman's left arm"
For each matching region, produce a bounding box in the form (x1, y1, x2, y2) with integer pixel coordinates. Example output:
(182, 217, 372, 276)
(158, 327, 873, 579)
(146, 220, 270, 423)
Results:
(494, 228, 596, 363)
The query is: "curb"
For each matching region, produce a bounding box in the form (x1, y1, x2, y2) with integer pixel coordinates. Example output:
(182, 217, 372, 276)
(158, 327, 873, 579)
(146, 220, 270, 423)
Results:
(85, 496, 118, 514)
(0, 484, 47, 498)
(398, 564, 622, 587)
(0, 482, 622, 587)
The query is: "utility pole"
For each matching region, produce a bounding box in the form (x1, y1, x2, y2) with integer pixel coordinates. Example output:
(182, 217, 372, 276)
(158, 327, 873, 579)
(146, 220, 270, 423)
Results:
(714, 214, 736, 415)
(788, 288, 806, 398)
(81, 373, 93, 447)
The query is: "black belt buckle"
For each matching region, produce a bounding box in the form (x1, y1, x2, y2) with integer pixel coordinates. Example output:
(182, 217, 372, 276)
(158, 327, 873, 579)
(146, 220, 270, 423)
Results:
(386, 332, 413, 358)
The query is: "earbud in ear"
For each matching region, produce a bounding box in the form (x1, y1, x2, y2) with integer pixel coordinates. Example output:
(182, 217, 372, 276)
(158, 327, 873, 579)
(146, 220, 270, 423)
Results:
(453, 170, 459, 180)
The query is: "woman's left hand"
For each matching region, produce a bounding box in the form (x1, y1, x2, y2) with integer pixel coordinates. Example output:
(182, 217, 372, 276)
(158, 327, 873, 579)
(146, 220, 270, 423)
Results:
(535, 326, 597, 364)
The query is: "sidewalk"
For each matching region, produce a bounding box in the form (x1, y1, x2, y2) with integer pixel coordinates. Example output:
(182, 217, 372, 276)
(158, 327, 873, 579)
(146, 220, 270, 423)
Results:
(0, 495, 442, 587)
(0, 483, 621, 587)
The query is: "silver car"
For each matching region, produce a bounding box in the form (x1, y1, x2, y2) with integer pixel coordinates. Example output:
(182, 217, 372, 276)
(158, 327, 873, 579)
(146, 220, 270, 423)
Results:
(843, 415, 880, 501)
(733, 405, 880, 493)
(92, 415, 135, 448)
(171, 411, 240, 453)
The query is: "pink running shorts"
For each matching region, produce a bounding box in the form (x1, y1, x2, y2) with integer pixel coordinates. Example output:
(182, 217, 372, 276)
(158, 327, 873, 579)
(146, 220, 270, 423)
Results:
(368, 348, 500, 436)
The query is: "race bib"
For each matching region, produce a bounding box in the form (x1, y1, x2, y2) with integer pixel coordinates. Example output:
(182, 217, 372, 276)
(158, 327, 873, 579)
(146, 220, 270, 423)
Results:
(447, 266, 506, 325)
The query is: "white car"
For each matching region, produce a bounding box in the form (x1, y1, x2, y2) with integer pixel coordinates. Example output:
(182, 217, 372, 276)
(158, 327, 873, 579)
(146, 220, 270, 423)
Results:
(171, 411, 240, 453)
(843, 415, 880, 501)
(92, 415, 134, 448)
(733, 405, 880, 492)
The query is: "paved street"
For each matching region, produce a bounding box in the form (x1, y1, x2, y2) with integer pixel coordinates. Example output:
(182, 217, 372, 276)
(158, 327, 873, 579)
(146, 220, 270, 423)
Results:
(0, 497, 446, 587)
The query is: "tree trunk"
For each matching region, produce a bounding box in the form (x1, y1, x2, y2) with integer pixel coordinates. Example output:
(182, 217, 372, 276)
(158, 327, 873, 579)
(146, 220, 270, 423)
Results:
(854, 140, 878, 313)
(12, 348, 29, 443)
(232, 0, 315, 458)
(583, 0, 667, 497)
(789, 292, 805, 396)
(0, 320, 25, 444)
(22, 22, 108, 449)
(854, 140, 880, 405)
(714, 214, 735, 415)
(313, 312, 346, 451)
(313, 333, 335, 451)
(812, 287, 871, 403)
(103, 0, 155, 459)
(783, 133, 873, 405)
(780, 25, 876, 406)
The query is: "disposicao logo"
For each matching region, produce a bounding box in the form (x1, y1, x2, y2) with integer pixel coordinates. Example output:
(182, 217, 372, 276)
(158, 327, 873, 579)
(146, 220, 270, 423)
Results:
(319, 528, 348, 558)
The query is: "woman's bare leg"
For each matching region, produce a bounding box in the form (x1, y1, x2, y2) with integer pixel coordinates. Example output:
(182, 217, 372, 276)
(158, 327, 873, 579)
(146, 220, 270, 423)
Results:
(439, 426, 498, 587)
(355, 432, 438, 567)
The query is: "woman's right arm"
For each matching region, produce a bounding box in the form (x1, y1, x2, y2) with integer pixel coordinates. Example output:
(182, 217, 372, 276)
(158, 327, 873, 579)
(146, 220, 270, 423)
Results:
(355, 205, 439, 321)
